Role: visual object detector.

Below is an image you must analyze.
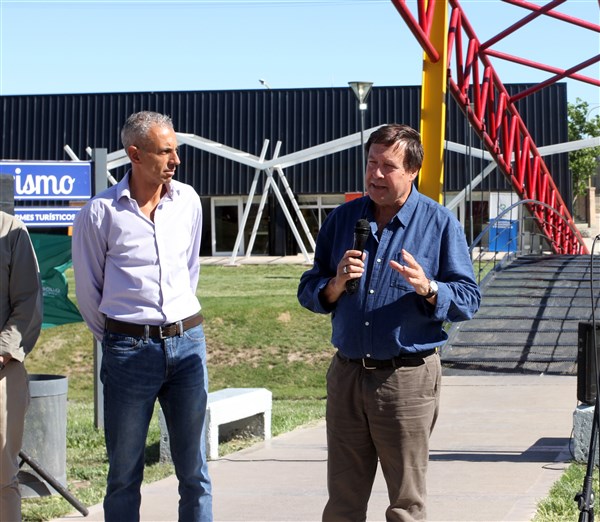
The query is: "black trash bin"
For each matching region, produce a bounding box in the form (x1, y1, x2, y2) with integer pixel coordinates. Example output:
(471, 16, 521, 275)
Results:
(18, 374, 68, 497)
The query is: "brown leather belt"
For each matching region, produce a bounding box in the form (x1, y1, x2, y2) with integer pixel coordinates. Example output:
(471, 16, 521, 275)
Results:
(105, 313, 203, 339)
(338, 347, 438, 369)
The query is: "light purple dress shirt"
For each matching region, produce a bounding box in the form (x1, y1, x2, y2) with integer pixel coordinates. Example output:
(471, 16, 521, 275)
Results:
(72, 173, 202, 341)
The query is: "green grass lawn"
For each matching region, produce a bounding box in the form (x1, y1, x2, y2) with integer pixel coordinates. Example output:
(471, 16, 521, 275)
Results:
(22, 264, 330, 521)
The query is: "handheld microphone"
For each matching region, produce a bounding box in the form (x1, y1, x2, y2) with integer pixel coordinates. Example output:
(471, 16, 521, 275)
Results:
(346, 219, 370, 295)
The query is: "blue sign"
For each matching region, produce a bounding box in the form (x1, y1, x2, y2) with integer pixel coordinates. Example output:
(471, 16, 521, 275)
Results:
(15, 207, 81, 227)
(489, 219, 519, 253)
(0, 161, 92, 200)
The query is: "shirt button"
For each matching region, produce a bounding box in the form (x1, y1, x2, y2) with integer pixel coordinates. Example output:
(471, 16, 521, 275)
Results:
(369, 289, 374, 294)
(377, 258, 382, 263)
(365, 321, 370, 326)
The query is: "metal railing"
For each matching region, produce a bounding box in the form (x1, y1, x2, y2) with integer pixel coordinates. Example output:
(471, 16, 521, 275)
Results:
(391, 0, 590, 256)
(469, 199, 587, 286)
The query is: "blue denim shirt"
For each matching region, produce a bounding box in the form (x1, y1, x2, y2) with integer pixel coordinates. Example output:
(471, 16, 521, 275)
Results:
(297, 188, 481, 359)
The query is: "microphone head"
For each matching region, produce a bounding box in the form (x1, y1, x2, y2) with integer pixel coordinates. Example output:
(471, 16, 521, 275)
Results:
(347, 219, 370, 295)
(355, 219, 370, 235)
(352, 219, 370, 253)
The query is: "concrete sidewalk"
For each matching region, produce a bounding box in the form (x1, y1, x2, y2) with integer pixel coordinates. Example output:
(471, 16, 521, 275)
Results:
(51, 374, 578, 522)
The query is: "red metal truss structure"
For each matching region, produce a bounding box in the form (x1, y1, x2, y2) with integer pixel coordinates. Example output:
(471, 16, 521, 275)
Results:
(391, 0, 600, 255)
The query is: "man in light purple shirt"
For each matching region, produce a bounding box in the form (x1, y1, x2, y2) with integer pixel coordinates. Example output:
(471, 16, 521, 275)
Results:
(72, 111, 212, 522)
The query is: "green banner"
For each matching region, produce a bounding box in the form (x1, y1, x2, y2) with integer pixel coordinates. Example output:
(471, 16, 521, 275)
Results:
(30, 233, 83, 329)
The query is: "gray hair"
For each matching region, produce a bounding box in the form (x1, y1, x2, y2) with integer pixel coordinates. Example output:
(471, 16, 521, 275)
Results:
(121, 111, 174, 151)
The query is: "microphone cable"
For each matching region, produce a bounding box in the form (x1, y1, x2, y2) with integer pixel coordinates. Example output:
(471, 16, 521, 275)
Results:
(589, 235, 599, 431)
(575, 234, 600, 517)
(591, 235, 600, 492)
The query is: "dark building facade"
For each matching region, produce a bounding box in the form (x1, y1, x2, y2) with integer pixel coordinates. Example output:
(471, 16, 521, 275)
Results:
(1, 83, 569, 256)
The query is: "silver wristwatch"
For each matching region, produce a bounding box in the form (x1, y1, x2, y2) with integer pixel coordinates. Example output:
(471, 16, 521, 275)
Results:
(424, 280, 439, 299)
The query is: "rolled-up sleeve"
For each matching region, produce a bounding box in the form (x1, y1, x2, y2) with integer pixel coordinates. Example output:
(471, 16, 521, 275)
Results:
(430, 218, 481, 323)
(298, 218, 338, 315)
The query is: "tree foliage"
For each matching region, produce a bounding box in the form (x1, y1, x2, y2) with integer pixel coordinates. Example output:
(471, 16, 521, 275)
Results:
(568, 98, 600, 197)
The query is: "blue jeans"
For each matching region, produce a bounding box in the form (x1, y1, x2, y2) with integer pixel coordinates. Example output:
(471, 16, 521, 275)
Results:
(101, 324, 212, 522)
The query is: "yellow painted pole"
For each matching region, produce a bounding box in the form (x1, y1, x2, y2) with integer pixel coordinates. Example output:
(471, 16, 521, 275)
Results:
(418, 1, 449, 204)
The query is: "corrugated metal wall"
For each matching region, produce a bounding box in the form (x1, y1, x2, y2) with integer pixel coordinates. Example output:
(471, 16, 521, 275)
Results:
(1, 83, 569, 204)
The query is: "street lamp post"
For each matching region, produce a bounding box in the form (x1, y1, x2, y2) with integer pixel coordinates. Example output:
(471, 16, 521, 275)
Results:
(349, 81, 373, 195)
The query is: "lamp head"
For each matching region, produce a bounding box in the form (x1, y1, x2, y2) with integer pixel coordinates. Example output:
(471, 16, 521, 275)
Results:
(349, 81, 373, 104)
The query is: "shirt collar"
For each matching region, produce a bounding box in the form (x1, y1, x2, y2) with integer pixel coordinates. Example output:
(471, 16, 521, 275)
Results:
(365, 185, 421, 228)
(396, 185, 420, 226)
(116, 171, 132, 201)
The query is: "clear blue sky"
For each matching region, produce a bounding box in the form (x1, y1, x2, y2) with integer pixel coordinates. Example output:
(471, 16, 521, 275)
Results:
(1, 0, 598, 106)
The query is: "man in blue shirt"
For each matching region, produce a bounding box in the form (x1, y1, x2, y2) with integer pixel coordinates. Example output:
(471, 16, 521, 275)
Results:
(298, 124, 481, 521)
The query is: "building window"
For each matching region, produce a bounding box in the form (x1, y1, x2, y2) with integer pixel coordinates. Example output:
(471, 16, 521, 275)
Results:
(298, 195, 344, 238)
(210, 197, 269, 256)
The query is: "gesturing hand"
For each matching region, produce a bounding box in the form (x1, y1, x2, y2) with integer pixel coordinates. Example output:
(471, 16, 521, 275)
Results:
(389, 249, 432, 297)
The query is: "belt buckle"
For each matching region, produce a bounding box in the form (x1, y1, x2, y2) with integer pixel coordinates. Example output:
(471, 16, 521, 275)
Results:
(362, 358, 377, 370)
(158, 325, 168, 340)
(159, 321, 184, 339)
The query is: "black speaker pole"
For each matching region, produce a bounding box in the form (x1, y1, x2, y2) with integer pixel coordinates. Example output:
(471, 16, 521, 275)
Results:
(576, 236, 600, 520)
(576, 389, 598, 520)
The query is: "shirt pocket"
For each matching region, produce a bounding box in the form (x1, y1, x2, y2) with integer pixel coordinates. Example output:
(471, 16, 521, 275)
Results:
(390, 252, 414, 291)
(389, 251, 437, 291)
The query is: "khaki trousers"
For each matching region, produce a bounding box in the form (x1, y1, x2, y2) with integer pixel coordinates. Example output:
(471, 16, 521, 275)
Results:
(0, 361, 30, 522)
(323, 352, 441, 522)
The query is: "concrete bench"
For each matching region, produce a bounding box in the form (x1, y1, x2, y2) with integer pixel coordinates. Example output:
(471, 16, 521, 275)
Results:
(159, 387, 272, 461)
